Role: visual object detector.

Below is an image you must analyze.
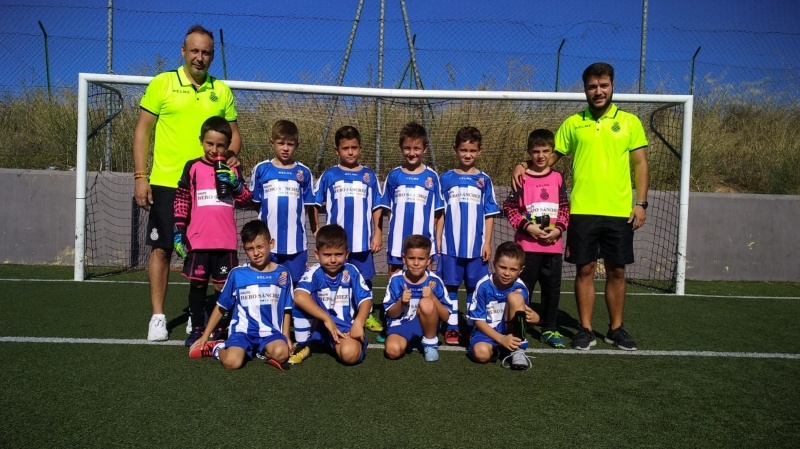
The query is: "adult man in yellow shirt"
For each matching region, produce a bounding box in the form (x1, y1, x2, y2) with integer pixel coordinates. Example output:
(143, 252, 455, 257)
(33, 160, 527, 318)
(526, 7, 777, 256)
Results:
(133, 24, 241, 341)
(553, 62, 649, 351)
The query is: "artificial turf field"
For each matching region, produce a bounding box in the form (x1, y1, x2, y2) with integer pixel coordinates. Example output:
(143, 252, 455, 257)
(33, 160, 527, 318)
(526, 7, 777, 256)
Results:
(1, 265, 798, 448)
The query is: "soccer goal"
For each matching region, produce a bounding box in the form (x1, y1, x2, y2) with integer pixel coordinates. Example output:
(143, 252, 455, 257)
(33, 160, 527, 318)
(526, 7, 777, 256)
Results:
(75, 73, 693, 294)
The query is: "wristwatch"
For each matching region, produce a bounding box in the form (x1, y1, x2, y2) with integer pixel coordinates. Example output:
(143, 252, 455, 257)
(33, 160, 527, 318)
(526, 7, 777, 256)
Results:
(635, 201, 648, 210)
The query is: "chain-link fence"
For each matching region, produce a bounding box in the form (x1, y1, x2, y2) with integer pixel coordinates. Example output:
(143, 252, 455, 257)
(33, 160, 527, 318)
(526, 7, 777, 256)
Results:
(2, 2, 798, 99)
(2, 1, 799, 194)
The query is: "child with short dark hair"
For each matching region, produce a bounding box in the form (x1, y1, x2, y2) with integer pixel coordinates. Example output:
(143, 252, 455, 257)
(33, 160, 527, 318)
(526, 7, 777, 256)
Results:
(383, 235, 450, 362)
(436, 126, 500, 345)
(173, 115, 251, 347)
(290, 224, 373, 365)
(503, 129, 570, 348)
(468, 241, 540, 370)
(379, 122, 444, 277)
(189, 220, 293, 371)
(314, 125, 384, 335)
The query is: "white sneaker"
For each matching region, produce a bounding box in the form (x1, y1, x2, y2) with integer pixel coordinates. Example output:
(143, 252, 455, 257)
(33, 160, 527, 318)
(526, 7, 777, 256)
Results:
(185, 316, 192, 335)
(502, 349, 534, 371)
(147, 314, 168, 341)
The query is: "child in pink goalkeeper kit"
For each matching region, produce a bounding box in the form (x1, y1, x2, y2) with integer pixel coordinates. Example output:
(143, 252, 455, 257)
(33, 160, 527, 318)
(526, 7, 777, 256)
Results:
(503, 128, 569, 349)
(173, 116, 252, 347)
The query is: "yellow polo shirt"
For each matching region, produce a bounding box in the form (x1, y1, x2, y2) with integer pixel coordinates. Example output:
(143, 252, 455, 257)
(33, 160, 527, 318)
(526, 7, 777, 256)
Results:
(554, 104, 648, 217)
(140, 67, 237, 188)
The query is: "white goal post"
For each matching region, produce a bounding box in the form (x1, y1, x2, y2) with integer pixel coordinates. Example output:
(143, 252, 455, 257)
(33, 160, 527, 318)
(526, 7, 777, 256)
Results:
(75, 72, 693, 294)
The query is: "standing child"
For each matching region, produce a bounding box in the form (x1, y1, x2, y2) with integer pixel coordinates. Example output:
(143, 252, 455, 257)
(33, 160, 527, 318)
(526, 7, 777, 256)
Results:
(379, 122, 444, 277)
(503, 129, 570, 348)
(173, 116, 252, 347)
(290, 224, 373, 365)
(468, 241, 540, 370)
(189, 220, 293, 371)
(383, 235, 450, 362)
(436, 126, 500, 345)
(249, 120, 318, 354)
(314, 126, 384, 336)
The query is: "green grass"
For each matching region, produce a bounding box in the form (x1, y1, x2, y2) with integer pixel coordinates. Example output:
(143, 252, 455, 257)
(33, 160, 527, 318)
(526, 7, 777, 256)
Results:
(1, 265, 799, 447)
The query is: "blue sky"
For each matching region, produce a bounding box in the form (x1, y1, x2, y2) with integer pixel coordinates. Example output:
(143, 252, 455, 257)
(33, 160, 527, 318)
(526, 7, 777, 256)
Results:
(1, 0, 798, 95)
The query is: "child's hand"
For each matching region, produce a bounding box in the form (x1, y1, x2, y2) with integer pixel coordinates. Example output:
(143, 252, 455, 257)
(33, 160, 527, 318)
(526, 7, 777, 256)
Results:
(371, 232, 382, 253)
(524, 306, 540, 325)
(349, 324, 365, 342)
(421, 286, 432, 300)
(541, 227, 561, 244)
(481, 242, 492, 262)
(501, 334, 521, 351)
(401, 285, 412, 305)
(526, 223, 547, 240)
(324, 319, 345, 344)
(190, 335, 208, 352)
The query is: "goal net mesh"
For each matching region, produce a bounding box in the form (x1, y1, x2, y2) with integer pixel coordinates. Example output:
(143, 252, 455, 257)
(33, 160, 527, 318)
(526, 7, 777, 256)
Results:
(83, 79, 683, 292)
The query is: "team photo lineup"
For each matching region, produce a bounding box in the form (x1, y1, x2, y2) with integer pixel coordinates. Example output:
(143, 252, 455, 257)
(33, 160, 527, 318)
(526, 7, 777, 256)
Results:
(134, 24, 650, 372)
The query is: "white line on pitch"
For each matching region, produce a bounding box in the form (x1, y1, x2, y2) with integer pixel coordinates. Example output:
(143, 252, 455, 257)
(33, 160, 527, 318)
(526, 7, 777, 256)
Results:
(1, 278, 798, 300)
(2, 336, 799, 359)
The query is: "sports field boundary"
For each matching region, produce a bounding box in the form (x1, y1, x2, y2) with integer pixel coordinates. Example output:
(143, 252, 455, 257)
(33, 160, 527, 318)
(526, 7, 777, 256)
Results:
(3, 336, 799, 360)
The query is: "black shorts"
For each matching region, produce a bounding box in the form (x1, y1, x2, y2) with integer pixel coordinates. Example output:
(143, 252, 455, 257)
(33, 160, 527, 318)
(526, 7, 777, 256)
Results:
(182, 250, 239, 284)
(565, 215, 634, 266)
(145, 185, 176, 250)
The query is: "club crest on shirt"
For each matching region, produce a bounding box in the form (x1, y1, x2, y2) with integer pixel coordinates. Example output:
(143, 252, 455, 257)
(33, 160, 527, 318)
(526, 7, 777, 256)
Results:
(296, 170, 305, 182)
(278, 270, 288, 287)
(362, 172, 371, 184)
(425, 177, 433, 189)
(612, 121, 621, 132)
(428, 280, 436, 290)
(540, 188, 549, 201)
(209, 92, 218, 102)
(476, 177, 485, 188)
(194, 265, 206, 277)
(342, 270, 350, 283)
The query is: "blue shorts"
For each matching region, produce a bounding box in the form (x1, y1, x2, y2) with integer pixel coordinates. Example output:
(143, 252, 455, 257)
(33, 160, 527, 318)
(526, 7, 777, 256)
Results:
(436, 254, 488, 288)
(309, 323, 368, 363)
(274, 251, 308, 283)
(222, 331, 288, 359)
(348, 251, 375, 280)
(386, 317, 424, 344)
(468, 326, 528, 356)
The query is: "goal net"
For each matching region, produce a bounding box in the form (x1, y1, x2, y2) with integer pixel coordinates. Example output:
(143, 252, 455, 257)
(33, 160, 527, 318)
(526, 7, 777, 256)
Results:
(76, 74, 692, 293)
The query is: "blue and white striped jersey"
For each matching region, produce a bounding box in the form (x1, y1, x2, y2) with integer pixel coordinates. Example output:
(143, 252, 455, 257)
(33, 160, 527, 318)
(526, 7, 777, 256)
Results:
(439, 170, 500, 258)
(249, 160, 315, 255)
(296, 263, 372, 330)
(383, 271, 447, 328)
(379, 166, 444, 258)
(315, 165, 382, 253)
(467, 274, 529, 332)
(218, 263, 294, 338)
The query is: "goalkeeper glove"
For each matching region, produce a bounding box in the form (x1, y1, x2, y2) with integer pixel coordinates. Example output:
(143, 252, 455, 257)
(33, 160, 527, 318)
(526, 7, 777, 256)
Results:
(173, 225, 188, 259)
(215, 163, 242, 194)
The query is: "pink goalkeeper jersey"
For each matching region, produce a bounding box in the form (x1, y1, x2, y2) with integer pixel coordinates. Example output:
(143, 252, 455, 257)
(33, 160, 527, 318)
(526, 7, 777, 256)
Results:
(503, 170, 569, 254)
(175, 158, 250, 251)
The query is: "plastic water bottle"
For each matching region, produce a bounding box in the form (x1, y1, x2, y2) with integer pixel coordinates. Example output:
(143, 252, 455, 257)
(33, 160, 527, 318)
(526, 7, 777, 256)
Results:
(213, 155, 231, 199)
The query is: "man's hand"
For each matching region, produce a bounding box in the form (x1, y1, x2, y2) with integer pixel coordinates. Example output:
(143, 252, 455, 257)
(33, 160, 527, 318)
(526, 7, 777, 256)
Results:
(173, 225, 188, 259)
(134, 178, 153, 211)
(215, 163, 242, 193)
(511, 162, 527, 192)
(629, 205, 647, 230)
